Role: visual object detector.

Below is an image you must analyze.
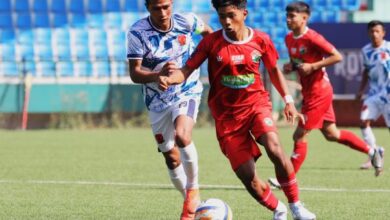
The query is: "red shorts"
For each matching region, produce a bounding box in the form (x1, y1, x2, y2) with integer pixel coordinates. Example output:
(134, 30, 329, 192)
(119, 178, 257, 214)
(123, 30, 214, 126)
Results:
(299, 92, 336, 130)
(215, 107, 277, 171)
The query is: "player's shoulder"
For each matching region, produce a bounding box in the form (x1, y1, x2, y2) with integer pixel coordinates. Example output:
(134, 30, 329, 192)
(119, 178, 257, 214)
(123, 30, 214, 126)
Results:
(202, 29, 223, 42)
(128, 16, 150, 32)
(172, 12, 199, 28)
(384, 40, 390, 48)
(306, 28, 324, 39)
(361, 42, 372, 52)
(252, 28, 272, 43)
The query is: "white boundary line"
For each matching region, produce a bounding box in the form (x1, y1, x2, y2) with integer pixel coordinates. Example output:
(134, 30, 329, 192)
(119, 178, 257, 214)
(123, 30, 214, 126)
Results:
(0, 179, 389, 193)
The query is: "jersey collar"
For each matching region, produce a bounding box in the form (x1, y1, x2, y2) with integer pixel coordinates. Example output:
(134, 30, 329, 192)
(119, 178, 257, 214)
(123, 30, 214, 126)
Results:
(148, 16, 173, 33)
(223, 27, 253, 44)
(293, 26, 309, 39)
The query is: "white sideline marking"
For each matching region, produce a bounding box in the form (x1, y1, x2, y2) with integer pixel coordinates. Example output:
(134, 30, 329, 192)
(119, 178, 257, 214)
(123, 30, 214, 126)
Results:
(0, 179, 389, 193)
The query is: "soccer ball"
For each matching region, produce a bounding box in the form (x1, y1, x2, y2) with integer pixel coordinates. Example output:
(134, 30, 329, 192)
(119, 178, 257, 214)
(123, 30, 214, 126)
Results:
(195, 198, 233, 220)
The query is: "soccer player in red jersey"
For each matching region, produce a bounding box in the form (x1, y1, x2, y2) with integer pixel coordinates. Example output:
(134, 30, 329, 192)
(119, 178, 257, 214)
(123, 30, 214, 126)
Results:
(268, 1, 384, 188)
(159, 1, 316, 219)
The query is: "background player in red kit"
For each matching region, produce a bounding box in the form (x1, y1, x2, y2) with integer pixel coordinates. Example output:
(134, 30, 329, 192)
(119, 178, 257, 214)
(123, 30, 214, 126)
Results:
(159, 1, 316, 219)
(268, 1, 384, 189)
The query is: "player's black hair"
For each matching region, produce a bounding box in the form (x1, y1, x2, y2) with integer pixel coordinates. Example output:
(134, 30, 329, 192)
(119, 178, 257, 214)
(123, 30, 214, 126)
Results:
(367, 20, 386, 31)
(211, 0, 247, 11)
(286, 1, 311, 15)
(145, 0, 150, 7)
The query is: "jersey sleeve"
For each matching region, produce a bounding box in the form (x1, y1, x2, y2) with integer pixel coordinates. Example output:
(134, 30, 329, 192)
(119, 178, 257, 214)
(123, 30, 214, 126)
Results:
(261, 35, 279, 71)
(311, 32, 335, 55)
(361, 48, 370, 70)
(126, 29, 143, 59)
(182, 13, 205, 35)
(186, 37, 209, 69)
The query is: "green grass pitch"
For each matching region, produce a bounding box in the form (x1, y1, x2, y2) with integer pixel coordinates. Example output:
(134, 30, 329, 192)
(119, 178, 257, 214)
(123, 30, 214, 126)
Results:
(0, 127, 389, 219)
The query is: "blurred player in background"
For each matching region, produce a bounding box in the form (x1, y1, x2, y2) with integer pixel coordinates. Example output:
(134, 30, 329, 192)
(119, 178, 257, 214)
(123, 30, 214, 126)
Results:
(158, 0, 316, 219)
(356, 20, 388, 169)
(268, 1, 384, 189)
(126, 0, 212, 219)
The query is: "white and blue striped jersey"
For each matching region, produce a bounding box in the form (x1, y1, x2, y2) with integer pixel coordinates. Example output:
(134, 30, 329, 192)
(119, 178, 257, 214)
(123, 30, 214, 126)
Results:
(127, 13, 205, 112)
(362, 40, 390, 103)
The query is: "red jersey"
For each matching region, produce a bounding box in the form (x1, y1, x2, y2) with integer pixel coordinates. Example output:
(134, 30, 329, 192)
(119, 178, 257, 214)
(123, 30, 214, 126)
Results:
(186, 28, 279, 120)
(285, 28, 335, 100)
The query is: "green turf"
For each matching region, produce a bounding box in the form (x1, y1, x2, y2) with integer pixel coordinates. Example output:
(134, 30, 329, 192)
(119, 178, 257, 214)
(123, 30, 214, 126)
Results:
(0, 127, 389, 219)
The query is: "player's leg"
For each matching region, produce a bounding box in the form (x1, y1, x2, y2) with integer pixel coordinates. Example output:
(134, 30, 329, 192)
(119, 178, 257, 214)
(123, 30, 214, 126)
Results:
(257, 132, 316, 220)
(150, 109, 187, 198)
(291, 127, 311, 174)
(173, 99, 201, 220)
(360, 120, 376, 169)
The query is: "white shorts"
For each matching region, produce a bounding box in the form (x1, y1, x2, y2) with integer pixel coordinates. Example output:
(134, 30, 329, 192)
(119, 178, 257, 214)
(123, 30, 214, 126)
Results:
(149, 98, 200, 153)
(360, 95, 390, 127)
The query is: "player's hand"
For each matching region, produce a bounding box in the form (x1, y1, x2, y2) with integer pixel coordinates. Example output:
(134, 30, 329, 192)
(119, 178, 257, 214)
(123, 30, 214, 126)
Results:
(284, 103, 305, 125)
(158, 75, 170, 91)
(297, 63, 314, 75)
(160, 61, 178, 76)
(283, 63, 294, 73)
(356, 91, 364, 100)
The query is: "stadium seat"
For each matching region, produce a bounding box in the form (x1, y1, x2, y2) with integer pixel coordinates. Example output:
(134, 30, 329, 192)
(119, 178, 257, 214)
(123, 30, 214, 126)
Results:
(174, 1, 192, 12)
(52, 13, 68, 27)
(0, 43, 16, 60)
(104, 12, 122, 29)
(92, 61, 110, 77)
(17, 30, 34, 45)
(53, 44, 72, 61)
(309, 10, 321, 22)
(109, 44, 126, 61)
(87, 0, 103, 13)
(1, 61, 19, 76)
(35, 44, 53, 61)
(87, 13, 104, 28)
(342, 0, 361, 11)
(71, 44, 90, 61)
(90, 44, 109, 61)
(321, 10, 341, 23)
(56, 61, 74, 76)
(23, 61, 36, 76)
(110, 61, 127, 77)
(52, 28, 70, 45)
(49, 0, 66, 13)
(107, 29, 126, 45)
(32, 0, 48, 12)
(0, 29, 15, 43)
(193, 0, 211, 13)
(106, 0, 122, 12)
(69, 13, 87, 28)
(89, 29, 107, 45)
(0, 0, 11, 12)
(69, 0, 85, 13)
(123, 0, 140, 12)
(256, 0, 271, 8)
(16, 43, 35, 61)
(15, 13, 32, 29)
(14, 0, 30, 12)
(122, 12, 142, 30)
(34, 28, 51, 44)
(0, 13, 13, 29)
(36, 61, 56, 76)
(247, 0, 256, 10)
(34, 12, 50, 27)
(74, 61, 92, 77)
(70, 28, 89, 45)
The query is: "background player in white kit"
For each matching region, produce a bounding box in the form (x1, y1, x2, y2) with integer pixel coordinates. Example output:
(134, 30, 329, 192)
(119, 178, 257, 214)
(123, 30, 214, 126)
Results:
(126, 0, 212, 219)
(357, 20, 389, 169)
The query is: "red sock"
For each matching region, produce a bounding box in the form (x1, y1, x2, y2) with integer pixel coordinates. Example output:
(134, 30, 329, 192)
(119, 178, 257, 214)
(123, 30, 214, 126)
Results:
(257, 185, 279, 211)
(338, 130, 370, 154)
(276, 173, 299, 203)
(291, 141, 308, 174)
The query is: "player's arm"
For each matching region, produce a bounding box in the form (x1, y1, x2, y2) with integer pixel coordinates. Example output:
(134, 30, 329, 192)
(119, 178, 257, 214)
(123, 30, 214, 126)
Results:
(356, 68, 369, 100)
(200, 24, 213, 36)
(158, 63, 195, 90)
(298, 48, 343, 75)
(128, 59, 160, 84)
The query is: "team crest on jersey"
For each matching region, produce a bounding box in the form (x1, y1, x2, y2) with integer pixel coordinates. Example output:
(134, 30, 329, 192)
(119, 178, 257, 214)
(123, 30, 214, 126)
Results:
(291, 47, 297, 54)
(263, 117, 273, 126)
(380, 51, 389, 60)
(251, 50, 262, 63)
(299, 46, 307, 55)
(177, 34, 187, 46)
(231, 54, 245, 64)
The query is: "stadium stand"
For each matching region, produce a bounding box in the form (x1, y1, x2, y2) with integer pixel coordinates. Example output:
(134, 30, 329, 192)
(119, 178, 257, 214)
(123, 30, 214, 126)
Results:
(0, 0, 363, 78)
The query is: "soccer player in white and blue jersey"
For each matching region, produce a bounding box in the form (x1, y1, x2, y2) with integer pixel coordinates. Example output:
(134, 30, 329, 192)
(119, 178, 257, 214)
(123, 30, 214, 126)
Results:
(126, 0, 212, 219)
(357, 20, 388, 170)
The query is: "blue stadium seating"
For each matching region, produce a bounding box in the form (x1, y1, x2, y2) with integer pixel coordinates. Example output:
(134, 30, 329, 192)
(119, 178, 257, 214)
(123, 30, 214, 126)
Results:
(0, 29, 15, 43)
(104, 13, 122, 29)
(89, 29, 107, 45)
(72, 44, 90, 61)
(107, 29, 125, 45)
(93, 61, 110, 77)
(23, 61, 36, 75)
(17, 30, 34, 45)
(124, 0, 141, 12)
(69, 0, 85, 13)
(33, 0, 48, 12)
(0, 43, 16, 60)
(54, 44, 72, 61)
(87, 0, 103, 13)
(35, 44, 53, 61)
(34, 29, 51, 44)
(71, 28, 89, 45)
(15, 13, 32, 29)
(14, 0, 30, 12)
(53, 28, 70, 45)
(16, 43, 35, 61)
(70, 13, 87, 28)
(1, 61, 19, 76)
(87, 13, 104, 28)
(174, 1, 192, 12)
(0, 0, 11, 12)
(106, 0, 122, 12)
(36, 61, 55, 76)
(91, 44, 109, 61)
(56, 61, 74, 76)
(0, 13, 13, 29)
(52, 13, 68, 27)
(110, 61, 127, 76)
(34, 13, 50, 27)
(109, 44, 126, 61)
(74, 61, 92, 76)
(50, 0, 66, 13)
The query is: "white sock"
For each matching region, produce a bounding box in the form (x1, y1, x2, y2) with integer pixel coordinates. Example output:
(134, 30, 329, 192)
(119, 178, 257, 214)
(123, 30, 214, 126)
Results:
(361, 127, 377, 149)
(179, 142, 199, 189)
(168, 164, 187, 198)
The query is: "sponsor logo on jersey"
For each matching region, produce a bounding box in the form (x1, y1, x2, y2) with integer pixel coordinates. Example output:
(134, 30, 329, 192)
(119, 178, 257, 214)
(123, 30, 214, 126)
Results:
(221, 73, 255, 89)
(154, 134, 165, 144)
(263, 117, 273, 126)
(231, 54, 245, 64)
(177, 34, 187, 46)
(251, 50, 262, 63)
(291, 47, 297, 54)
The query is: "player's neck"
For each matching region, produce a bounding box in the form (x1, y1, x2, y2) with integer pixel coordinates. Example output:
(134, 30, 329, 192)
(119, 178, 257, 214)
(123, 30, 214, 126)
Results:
(293, 26, 308, 37)
(150, 17, 172, 32)
(372, 40, 384, 48)
(226, 26, 250, 41)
